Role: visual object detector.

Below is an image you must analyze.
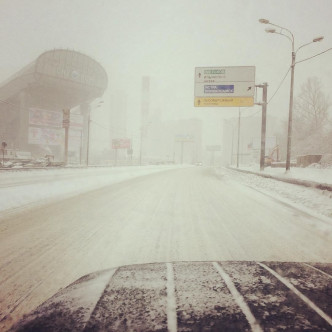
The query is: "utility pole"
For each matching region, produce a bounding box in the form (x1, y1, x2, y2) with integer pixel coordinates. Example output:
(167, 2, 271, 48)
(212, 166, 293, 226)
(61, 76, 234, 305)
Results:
(256, 83, 268, 171)
(63, 109, 70, 166)
(286, 52, 295, 171)
(230, 130, 234, 165)
(139, 125, 143, 166)
(236, 108, 241, 168)
(87, 113, 91, 166)
(80, 130, 83, 165)
(1, 141, 7, 166)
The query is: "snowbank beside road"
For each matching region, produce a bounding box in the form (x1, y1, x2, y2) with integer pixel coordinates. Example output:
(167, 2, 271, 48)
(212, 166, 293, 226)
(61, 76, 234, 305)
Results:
(223, 167, 332, 220)
(236, 164, 332, 185)
(0, 165, 185, 214)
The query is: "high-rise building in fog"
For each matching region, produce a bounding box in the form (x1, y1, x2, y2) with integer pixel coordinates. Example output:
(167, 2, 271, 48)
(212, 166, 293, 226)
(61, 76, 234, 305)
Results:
(109, 91, 127, 160)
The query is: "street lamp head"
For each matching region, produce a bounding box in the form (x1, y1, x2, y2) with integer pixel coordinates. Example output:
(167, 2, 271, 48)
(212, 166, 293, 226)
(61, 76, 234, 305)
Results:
(313, 36, 324, 42)
(265, 28, 276, 33)
(259, 18, 270, 24)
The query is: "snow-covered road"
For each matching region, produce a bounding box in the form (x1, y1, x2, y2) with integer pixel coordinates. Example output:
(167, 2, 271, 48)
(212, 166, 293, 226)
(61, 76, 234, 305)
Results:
(0, 166, 332, 330)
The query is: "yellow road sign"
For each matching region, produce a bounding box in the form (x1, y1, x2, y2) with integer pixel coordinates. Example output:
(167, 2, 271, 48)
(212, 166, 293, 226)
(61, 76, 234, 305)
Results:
(194, 97, 254, 107)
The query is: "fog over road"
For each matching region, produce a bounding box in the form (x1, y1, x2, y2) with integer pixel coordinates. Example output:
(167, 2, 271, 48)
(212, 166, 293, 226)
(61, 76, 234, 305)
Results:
(0, 167, 331, 330)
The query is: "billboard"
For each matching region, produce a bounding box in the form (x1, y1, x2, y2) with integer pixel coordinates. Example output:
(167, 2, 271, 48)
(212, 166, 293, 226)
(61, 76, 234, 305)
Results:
(29, 108, 62, 128)
(28, 127, 62, 145)
(112, 138, 131, 149)
(194, 66, 255, 107)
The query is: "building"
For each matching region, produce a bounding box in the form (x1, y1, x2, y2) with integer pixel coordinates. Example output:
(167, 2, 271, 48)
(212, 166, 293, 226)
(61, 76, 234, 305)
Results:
(0, 49, 108, 162)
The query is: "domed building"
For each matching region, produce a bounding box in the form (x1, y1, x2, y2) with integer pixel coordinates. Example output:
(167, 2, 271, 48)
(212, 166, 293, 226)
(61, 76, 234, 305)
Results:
(0, 49, 108, 163)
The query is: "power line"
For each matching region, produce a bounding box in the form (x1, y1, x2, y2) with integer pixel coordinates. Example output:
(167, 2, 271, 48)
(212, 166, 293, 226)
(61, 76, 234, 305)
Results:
(296, 48, 332, 65)
(267, 66, 291, 104)
(90, 120, 108, 131)
(234, 67, 291, 120)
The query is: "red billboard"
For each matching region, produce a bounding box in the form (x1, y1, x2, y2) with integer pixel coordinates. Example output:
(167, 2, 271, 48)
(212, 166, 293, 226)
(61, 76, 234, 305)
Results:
(112, 139, 131, 149)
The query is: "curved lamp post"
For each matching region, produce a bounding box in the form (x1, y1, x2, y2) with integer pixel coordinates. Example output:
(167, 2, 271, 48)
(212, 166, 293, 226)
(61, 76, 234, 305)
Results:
(87, 100, 104, 166)
(259, 19, 324, 171)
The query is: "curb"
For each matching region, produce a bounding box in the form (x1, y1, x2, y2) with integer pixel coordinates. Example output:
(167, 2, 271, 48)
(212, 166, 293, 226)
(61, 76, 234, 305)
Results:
(227, 167, 332, 192)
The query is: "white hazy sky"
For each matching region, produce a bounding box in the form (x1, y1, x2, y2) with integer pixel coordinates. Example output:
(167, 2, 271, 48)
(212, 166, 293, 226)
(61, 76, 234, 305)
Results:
(0, 0, 331, 146)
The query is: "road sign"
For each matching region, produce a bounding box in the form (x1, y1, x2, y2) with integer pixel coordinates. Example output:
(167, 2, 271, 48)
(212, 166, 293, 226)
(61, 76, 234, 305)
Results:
(195, 97, 254, 107)
(194, 66, 255, 107)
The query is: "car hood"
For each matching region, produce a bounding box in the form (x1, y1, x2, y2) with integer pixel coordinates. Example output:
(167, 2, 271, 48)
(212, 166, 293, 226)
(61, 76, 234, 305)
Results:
(10, 261, 332, 331)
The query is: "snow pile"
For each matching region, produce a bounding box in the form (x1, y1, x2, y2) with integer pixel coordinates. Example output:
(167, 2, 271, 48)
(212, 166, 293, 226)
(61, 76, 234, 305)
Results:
(224, 168, 332, 220)
(235, 164, 332, 185)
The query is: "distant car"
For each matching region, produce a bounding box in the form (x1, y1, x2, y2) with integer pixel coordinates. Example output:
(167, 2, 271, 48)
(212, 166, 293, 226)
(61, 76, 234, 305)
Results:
(195, 162, 203, 166)
(10, 261, 332, 331)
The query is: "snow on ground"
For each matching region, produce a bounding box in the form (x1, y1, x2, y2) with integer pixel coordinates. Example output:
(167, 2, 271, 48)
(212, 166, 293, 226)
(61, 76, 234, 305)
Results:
(238, 164, 332, 185)
(1, 163, 332, 223)
(0, 165, 184, 214)
(221, 166, 332, 221)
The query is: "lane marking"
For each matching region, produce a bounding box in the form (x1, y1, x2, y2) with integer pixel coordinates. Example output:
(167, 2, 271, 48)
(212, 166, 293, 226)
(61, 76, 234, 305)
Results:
(166, 263, 177, 332)
(304, 263, 332, 280)
(258, 262, 332, 326)
(213, 262, 263, 332)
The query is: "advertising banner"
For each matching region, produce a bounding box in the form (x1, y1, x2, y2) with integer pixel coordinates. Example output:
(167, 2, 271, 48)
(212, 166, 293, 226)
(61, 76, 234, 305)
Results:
(112, 138, 131, 149)
(29, 108, 62, 128)
(28, 127, 62, 145)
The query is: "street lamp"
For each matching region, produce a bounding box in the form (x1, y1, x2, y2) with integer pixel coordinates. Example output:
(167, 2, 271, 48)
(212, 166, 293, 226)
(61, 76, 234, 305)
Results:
(259, 19, 324, 171)
(87, 100, 103, 166)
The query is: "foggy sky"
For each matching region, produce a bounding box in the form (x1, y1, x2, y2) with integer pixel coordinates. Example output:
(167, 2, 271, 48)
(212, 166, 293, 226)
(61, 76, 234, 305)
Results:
(0, 0, 331, 148)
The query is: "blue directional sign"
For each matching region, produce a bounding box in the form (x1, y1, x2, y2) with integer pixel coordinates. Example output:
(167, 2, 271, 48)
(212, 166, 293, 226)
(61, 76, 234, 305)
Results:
(204, 85, 234, 94)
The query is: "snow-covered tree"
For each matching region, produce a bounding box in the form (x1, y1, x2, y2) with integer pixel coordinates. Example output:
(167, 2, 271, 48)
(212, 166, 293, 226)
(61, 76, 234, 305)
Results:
(292, 77, 330, 155)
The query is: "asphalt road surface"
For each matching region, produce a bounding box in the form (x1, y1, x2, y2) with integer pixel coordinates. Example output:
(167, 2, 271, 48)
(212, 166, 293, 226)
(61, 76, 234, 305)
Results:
(1, 167, 331, 330)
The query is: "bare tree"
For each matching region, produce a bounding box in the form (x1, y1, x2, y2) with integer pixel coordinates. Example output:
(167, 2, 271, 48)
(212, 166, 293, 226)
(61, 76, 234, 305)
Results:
(292, 77, 330, 155)
(294, 77, 330, 137)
